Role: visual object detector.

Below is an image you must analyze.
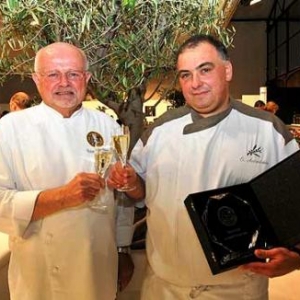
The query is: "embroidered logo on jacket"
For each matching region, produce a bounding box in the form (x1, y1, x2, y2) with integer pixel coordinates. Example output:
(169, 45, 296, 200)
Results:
(240, 145, 268, 165)
(86, 131, 104, 147)
(247, 145, 263, 157)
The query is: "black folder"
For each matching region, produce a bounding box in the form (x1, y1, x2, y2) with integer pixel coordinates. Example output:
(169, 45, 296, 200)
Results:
(184, 150, 300, 274)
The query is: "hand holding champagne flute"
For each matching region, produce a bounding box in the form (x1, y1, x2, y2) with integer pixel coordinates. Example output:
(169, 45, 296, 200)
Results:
(113, 125, 135, 192)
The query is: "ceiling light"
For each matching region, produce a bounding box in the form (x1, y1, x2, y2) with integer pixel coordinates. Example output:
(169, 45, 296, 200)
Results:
(240, 0, 262, 6)
(250, 0, 262, 5)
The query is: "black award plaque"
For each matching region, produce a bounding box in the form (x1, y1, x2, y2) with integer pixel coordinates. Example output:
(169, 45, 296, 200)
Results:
(203, 193, 262, 267)
(185, 150, 300, 274)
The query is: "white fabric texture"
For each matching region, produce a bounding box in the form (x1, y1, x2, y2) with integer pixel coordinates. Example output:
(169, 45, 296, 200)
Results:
(141, 264, 268, 300)
(130, 100, 299, 298)
(0, 102, 133, 300)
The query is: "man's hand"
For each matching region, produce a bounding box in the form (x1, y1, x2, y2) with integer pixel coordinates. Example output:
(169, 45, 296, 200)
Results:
(32, 172, 104, 220)
(61, 172, 104, 207)
(107, 162, 145, 201)
(241, 247, 300, 277)
(107, 162, 137, 191)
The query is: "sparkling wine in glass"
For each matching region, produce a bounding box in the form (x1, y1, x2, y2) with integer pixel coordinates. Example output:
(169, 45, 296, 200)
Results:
(113, 125, 135, 192)
(89, 144, 113, 212)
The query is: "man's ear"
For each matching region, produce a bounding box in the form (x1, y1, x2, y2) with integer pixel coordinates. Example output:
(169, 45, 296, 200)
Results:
(85, 72, 92, 84)
(32, 73, 39, 85)
(225, 61, 233, 82)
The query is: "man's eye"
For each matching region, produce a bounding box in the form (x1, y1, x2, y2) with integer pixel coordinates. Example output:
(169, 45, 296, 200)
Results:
(200, 68, 211, 74)
(69, 72, 80, 78)
(47, 72, 59, 79)
(68, 72, 83, 80)
(180, 73, 190, 79)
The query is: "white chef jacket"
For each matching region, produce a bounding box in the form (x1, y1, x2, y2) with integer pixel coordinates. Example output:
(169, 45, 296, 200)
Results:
(0, 102, 133, 300)
(130, 100, 299, 290)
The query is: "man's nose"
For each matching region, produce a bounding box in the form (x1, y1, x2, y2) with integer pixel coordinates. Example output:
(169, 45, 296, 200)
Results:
(59, 73, 70, 85)
(191, 72, 202, 88)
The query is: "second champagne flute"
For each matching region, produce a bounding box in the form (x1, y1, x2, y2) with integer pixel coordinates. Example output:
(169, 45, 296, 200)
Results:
(89, 144, 113, 212)
(113, 125, 135, 192)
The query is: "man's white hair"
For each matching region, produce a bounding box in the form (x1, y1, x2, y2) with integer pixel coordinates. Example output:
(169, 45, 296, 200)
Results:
(34, 42, 89, 72)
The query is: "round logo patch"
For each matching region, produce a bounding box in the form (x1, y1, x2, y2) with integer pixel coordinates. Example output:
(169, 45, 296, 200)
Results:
(86, 131, 104, 147)
(217, 206, 238, 227)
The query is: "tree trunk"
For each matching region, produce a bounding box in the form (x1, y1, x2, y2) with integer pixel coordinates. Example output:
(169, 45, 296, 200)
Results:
(100, 83, 146, 154)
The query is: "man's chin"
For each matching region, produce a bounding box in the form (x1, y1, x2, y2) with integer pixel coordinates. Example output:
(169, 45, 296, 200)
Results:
(54, 98, 77, 107)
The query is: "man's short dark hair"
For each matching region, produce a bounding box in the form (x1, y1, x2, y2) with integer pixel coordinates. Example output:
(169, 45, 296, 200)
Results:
(176, 34, 230, 62)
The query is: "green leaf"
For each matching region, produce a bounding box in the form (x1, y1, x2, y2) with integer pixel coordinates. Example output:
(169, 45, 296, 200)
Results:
(6, 0, 18, 11)
(30, 10, 40, 25)
(122, 76, 128, 89)
(81, 11, 88, 33)
(122, 0, 136, 9)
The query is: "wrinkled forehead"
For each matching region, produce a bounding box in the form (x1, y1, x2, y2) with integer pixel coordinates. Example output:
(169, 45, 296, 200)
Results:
(35, 43, 86, 71)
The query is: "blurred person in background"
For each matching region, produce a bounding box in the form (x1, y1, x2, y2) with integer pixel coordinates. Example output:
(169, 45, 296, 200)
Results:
(254, 100, 265, 110)
(9, 91, 32, 112)
(264, 101, 279, 115)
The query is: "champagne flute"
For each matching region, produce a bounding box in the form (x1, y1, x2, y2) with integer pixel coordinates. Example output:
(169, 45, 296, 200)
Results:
(112, 125, 135, 192)
(89, 144, 113, 212)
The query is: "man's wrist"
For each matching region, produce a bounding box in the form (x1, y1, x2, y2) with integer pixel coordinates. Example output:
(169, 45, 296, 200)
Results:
(126, 174, 145, 200)
(117, 246, 131, 254)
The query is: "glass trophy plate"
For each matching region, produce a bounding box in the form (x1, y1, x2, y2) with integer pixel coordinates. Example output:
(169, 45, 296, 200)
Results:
(184, 149, 300, 274)
(201, 192, 265, 270)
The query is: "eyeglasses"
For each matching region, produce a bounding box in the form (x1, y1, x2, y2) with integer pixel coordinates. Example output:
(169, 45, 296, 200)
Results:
(37, 70, 87, 82)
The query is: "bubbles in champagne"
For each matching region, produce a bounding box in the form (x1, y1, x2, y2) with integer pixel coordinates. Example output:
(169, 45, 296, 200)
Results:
(95, 149, 113, 176)
(113, 134, 129, 162)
